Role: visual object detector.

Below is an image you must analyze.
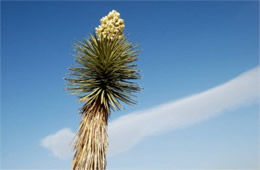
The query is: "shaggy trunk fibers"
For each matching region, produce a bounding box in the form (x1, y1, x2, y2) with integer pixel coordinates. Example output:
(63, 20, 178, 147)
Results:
(72, 105, 108, 170)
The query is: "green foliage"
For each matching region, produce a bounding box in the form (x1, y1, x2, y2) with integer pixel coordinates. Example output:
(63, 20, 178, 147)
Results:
(65, 34, 141, 111)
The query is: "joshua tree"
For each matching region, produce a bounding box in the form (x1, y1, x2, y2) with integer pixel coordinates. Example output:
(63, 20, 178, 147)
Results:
(65, 10, 141, 170)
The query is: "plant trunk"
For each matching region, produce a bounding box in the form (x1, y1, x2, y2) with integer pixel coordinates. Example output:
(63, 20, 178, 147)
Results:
(72, 105, 108, 170)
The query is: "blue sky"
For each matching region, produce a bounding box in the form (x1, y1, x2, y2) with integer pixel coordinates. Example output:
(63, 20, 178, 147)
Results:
(1, 1, 259, 169)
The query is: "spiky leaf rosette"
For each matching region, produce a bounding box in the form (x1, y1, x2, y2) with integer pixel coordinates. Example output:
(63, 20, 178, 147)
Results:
(66, 34, 141, 112)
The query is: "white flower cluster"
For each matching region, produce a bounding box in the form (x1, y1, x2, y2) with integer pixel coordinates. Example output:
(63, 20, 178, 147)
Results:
(95, 10, 125, 40)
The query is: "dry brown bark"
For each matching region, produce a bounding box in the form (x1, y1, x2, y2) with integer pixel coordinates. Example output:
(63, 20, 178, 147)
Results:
(72, 103, 109, 170)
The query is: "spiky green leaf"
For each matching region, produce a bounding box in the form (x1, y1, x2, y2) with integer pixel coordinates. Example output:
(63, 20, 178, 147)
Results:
(66, 35, 141, 112)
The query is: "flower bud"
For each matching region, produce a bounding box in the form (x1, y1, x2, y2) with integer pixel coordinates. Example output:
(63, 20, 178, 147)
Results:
(96, 10, 125, 40)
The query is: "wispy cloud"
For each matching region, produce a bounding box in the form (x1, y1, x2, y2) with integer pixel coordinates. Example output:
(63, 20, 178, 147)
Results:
(108, 66, 259, 156)
(41, 128, 74, 160)
(41, 66, 259, 159)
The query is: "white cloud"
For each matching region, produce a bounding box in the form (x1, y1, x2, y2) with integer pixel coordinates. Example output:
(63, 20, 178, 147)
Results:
(108, 66, 259, 156)
(41, 66, 259, 159)
(41, 128, 75, 160)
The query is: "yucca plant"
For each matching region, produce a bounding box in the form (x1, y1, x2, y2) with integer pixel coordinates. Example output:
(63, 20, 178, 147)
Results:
(65, 10, 141, 170)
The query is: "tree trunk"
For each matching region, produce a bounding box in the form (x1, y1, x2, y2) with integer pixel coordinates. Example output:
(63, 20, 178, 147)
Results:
(72, 105, 108, 170)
